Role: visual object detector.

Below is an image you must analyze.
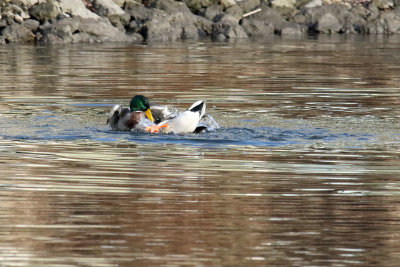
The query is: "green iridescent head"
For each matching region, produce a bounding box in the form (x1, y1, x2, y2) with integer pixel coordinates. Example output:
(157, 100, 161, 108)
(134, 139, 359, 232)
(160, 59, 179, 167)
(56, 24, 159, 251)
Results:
(129, 95, 154, 122)
(130, 95, 150, 112)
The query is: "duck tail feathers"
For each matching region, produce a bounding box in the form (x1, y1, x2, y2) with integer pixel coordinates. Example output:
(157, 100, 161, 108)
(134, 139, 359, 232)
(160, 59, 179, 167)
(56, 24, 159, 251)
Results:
(189, 100, 206, 118)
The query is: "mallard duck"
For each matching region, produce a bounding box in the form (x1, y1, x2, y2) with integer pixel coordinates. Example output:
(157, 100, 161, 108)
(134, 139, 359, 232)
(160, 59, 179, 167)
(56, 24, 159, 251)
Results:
(145, 100, 207, 134)
(107, 95, 154, 131)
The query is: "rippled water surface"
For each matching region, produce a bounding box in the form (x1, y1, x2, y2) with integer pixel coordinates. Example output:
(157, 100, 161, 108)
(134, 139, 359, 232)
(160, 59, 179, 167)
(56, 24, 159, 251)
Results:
(1, 36, 400, 266)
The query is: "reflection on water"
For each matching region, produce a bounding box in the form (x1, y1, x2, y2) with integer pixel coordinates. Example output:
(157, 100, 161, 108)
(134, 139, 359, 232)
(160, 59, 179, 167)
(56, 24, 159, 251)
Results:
(1, 35, 400, 266)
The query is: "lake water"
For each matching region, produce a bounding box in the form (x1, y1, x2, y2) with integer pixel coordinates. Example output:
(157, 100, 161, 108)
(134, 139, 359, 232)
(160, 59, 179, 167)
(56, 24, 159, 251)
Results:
(1, 35, 400, 266)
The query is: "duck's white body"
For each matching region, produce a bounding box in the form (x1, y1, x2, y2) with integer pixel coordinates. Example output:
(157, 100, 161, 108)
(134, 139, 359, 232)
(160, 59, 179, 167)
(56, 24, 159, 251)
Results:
(147, 100, 208, 134)
(163, 111, 202, 134)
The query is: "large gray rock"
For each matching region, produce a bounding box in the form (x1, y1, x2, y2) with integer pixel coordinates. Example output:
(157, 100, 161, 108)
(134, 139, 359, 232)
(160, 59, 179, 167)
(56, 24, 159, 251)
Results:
(305, 4, 367, 34)
(317, 12, 342, 33)
(143, 11, 204, 41)
(29, 0, 62, 22)
(241, 18, 274, 37)
(142, 11, 180, 41)
(367, 9, 400, 34)
(237, 0, 261, 13)
(281, 22, 306, 35)
(211, 14, 248, 40)
(2, 22, 35, 42)
(225, 5, 243, 20)
(203, 4, 223, 22)
(126, 0, 212, 41)
(58, 0, 100, 19)
(125, 1, 154, 21)
(241, 6, 287, 35)
(93, 0, 130, 30)
(93, 0, 125, 16)
(22, 18, 40, 31)
(39, 17, 140, 43)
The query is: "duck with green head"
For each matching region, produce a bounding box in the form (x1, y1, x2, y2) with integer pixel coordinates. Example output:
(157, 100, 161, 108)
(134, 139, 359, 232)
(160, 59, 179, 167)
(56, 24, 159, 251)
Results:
(107, 95, 154, 131)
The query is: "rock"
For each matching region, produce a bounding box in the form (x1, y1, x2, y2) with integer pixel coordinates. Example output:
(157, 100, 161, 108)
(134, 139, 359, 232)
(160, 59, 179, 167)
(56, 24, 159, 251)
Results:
(242, 4, 304, 36)
(305, 4, 367, 34)
(317, 13, 342, 33)
(241, 18, 274, 37)
(9, 0, 39, 9)
(142, 12, 178, 41)
(215, 32, 226, 41)
(22, 18, 40, 31)
(39, 17, 138, 43)
(220, 0, 236, 9)
(2, 23, 35, 42)
(93, 0, 130, 31)
(372, 0, 394, 9)
(112, 0, 127, 7)
(93, 0, 125, 16)
(241, 6, 287, 34)
(271, 0, 296, 8)
(183, 0, 212, 14)
(58, 0, 100, 19)
(124, 1, 154, 21)
(304, 0, 322, 8)
(14, 14, 24, 23)
(366, 4, 380, 21)
(108, 12, 131, 30)
(212, 14, 248, 40)
(35, 31, 43, 41)
(225, 5, 243, 20)
(2, 3, 30, 20)
(29, 0, 62, 22)
(124, 2, 162, 37)
(367, 10, 400, 33)
(204, 4, 223, 22)
(182, 24, 199, 39)
(194, 16, 213, 36)
(237, 0, 261, 13)
(281, 22, 305, 34)
(0, 20, 7, 29)
(386, 11, 400, 33)
(136, 0, 213, 41)
(153, 0, 192, 14)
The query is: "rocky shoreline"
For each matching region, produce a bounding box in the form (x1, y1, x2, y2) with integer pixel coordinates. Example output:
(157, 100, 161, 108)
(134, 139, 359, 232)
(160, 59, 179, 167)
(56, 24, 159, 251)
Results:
(1, 0, 400, 44)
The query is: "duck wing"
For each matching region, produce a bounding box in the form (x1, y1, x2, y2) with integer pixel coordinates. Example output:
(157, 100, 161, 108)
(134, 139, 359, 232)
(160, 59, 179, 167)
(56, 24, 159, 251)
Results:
(150, 104, 179, 123)
(195, 113, 220, 133)
(107, 105, 131, 131)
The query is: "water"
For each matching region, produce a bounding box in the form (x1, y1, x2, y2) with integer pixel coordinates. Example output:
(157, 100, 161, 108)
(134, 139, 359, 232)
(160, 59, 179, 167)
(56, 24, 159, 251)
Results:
(1, 35, 400, 266)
